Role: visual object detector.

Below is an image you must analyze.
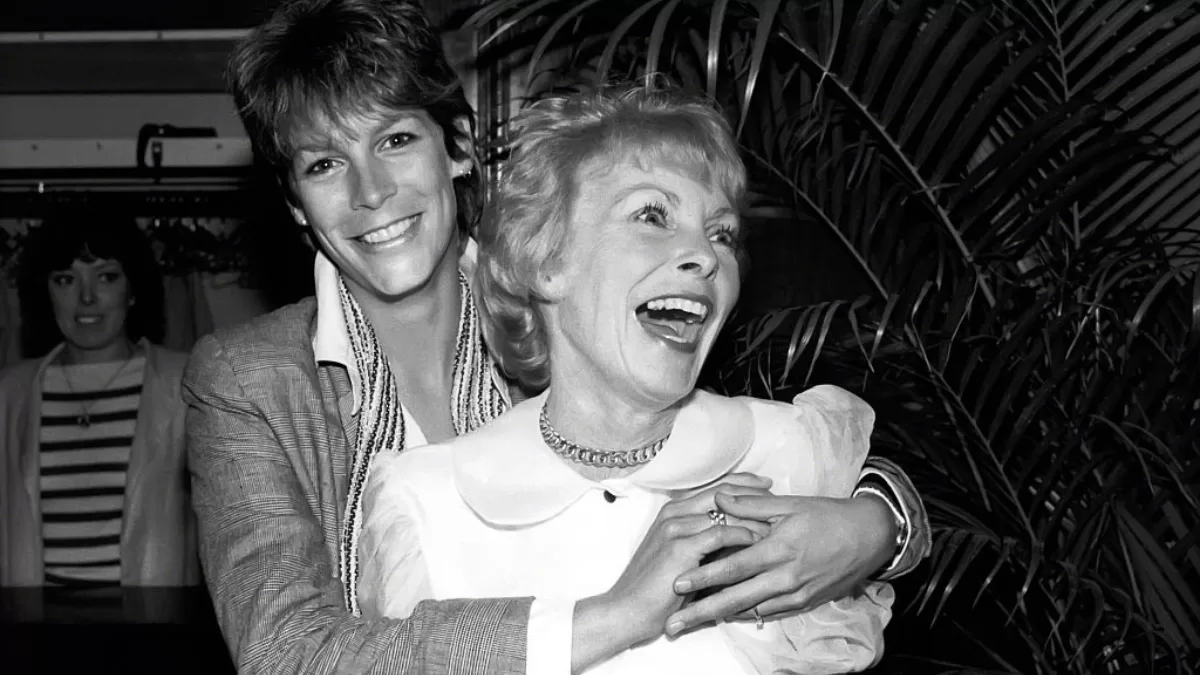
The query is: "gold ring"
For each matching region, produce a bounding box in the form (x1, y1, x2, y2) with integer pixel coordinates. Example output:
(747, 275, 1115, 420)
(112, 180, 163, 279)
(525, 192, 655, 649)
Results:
(753, 607, 764, 630)
(707, 508, 727, 527)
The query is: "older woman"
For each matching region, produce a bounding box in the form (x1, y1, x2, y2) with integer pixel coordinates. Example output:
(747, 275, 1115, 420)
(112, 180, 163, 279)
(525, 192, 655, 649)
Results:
(357, 86, 894, 674)
(0, 212, 197, 594)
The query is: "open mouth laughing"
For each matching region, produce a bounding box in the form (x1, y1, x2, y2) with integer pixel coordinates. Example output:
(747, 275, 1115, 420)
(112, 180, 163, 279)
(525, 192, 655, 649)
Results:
(635, 293, 714, 353)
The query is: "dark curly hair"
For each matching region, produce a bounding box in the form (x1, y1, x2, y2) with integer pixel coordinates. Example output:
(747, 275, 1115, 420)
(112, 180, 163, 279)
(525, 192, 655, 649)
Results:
(17, 211, 165, 358)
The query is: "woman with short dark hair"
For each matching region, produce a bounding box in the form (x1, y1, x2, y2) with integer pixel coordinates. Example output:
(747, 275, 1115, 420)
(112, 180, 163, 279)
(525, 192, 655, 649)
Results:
(0, 211, 197, 589)
(17, 212, 166, 357)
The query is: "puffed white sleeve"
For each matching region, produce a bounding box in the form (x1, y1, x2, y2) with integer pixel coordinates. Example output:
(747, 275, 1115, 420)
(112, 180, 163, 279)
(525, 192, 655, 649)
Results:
(740, 384, 876, 498)
(356, 450, 434, 620)
(720, 583, 895, 674)
(724, 384, 894, 672)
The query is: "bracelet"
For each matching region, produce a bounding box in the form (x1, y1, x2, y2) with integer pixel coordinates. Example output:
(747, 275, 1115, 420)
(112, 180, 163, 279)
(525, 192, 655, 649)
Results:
(852, 483, 908, 576)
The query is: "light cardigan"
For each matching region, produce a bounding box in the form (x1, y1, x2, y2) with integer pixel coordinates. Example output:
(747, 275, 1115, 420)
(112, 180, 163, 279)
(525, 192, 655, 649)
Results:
(358, 385, 894, 675)
(0, 340, 199, 592)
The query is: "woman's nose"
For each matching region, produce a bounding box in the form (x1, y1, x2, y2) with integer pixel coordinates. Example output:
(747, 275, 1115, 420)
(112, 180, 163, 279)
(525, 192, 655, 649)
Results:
(675, 232, 719, 278)
(78, 279, 96, 305)
(351, 158, 398, 210)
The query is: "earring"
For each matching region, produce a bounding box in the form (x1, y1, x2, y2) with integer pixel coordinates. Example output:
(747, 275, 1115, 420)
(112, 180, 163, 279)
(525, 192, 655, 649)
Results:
(297, 216, 308, 226)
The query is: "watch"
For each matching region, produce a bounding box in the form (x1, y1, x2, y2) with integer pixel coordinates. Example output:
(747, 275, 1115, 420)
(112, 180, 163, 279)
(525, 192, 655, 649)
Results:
(853, 475, 909, 579)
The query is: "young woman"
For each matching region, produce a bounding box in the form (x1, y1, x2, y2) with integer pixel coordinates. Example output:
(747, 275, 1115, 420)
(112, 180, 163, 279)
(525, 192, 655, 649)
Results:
(0, 212, 197, 594)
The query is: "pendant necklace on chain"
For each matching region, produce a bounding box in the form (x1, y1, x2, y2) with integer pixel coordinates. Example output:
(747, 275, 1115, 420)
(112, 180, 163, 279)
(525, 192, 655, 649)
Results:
(59, 351, 137, 428)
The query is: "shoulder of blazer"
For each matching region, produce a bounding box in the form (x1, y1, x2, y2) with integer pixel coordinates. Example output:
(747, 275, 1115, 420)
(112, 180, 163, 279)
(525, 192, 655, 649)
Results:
(0, 356, 42, 393)
(189, 297, 319, 372)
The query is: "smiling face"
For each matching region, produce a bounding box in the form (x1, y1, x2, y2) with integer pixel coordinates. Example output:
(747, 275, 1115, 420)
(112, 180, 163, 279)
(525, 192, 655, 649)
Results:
(286, 107, 473, 303)
(541, 159, 742, 411)
(48, 257, 133, 359)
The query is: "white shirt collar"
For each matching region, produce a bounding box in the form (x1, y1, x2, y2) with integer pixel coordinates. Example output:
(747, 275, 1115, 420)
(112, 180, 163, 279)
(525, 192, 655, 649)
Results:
(311, 239, 482, 415)
(452, 389, 757, 526)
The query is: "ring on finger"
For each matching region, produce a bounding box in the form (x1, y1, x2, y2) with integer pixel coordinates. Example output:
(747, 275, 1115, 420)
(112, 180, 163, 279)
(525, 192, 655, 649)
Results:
(752, 607, 764, 630)
(707, 508, 727, 527)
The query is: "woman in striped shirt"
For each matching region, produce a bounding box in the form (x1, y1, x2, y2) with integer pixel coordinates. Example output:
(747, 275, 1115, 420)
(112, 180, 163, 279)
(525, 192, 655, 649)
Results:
(0, 211, 198, 598)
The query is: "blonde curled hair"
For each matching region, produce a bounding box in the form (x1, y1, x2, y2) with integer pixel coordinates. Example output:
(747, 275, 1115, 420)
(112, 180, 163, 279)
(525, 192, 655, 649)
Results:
(476, 83, 747, 392)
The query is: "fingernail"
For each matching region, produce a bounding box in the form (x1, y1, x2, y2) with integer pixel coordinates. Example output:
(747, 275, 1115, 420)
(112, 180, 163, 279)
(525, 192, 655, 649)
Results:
(674, 579, 692, 594)
(667, 621, 685, 636)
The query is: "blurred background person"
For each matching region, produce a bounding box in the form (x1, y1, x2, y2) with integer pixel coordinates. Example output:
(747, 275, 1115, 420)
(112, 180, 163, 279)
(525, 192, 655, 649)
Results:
(0, 210, 198, 599)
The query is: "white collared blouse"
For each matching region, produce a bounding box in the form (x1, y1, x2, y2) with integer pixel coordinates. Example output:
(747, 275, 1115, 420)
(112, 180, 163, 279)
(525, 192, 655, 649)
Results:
(357, 385, 894, 675)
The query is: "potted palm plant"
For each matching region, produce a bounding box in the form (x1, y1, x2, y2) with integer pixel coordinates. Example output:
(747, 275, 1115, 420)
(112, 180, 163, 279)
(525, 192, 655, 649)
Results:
(460, 0, 1200, 672)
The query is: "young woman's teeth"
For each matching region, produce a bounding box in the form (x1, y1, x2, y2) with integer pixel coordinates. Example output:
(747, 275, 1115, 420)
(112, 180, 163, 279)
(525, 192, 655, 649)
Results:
(361, 215, 418, 244)
(646, 297, 709, 321)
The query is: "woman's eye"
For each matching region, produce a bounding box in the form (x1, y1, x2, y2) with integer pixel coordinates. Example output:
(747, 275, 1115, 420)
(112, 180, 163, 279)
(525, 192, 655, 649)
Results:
(50, 274, 74, 286)
(635, 202, 669, 228)
(710, 224, 739, 251)
(304, 158, 336, 176)
(99, 271, 122, 283)
(384, 132, 415, 149)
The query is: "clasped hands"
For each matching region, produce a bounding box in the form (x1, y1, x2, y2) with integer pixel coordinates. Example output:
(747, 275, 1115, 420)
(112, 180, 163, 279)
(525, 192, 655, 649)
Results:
(602, 473, 897, 644)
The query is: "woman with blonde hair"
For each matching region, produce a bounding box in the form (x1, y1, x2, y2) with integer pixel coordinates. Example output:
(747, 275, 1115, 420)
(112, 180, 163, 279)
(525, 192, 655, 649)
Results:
(359, 85, 895, 673)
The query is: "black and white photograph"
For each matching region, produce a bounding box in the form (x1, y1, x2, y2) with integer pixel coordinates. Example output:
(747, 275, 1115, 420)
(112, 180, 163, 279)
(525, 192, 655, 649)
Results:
(1, 1, 1197, 673)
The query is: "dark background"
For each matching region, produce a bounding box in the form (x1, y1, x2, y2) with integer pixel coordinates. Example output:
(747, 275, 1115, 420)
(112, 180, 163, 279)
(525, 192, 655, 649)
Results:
(2, 4, 307, 673)
(3, 1, 276, 30)
(0, 0, 463, 93)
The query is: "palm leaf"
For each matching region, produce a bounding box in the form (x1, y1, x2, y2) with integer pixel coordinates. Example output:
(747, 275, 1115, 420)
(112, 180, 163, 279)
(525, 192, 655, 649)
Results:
(467, 1, 1200, 671)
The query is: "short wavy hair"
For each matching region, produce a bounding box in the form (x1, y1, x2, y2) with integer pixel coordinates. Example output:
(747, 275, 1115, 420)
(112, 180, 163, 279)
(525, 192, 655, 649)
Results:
(227, 0, 482, 236)
(477, 84, 748, 392)
(17, 211, 165, 358)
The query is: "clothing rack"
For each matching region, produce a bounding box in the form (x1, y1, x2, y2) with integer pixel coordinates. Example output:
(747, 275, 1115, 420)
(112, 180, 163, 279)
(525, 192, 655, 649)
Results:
(0, 166, 266, 219)
(0, 123, 265, 218)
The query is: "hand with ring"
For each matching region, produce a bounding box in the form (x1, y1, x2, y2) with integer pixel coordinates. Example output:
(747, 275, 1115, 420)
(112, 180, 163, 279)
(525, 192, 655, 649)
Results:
(667, 492, 898, 636)
(696, 511, 768, 631)
(582, 473, 774, 651)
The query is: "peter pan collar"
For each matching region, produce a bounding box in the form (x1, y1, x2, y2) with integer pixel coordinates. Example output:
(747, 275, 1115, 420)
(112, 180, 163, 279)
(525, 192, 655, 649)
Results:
(453, 389, 757, 526)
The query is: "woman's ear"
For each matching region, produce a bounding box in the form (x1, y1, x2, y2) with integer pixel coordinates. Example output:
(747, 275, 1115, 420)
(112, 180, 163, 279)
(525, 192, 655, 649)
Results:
(449, 115, 478, 178)
(288, 203, 309, 228)
(277, 172, 308, 227)
(536, 263, 568, 302)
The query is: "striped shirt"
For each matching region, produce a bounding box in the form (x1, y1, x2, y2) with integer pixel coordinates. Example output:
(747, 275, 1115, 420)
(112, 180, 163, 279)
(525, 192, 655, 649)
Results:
(39, 355, 145, 586)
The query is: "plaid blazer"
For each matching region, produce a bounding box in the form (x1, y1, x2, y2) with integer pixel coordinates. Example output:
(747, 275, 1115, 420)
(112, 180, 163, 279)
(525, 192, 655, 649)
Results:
(183, 298, 529, 675)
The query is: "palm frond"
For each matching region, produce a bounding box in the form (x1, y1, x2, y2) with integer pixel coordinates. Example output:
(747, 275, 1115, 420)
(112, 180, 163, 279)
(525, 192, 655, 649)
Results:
(466, 1, 1200, 672)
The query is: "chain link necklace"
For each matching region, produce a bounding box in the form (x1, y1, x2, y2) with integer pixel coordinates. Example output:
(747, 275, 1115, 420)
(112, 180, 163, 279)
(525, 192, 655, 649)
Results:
(538, 403, 669, 469)
(57, 349, 138, 428)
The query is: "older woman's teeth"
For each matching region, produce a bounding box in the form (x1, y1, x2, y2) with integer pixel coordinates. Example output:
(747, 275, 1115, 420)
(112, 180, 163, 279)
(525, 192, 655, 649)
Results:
(360, 215, 419, 244)
(636, 296, 713, 354)
(644, 297, 709, 321)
